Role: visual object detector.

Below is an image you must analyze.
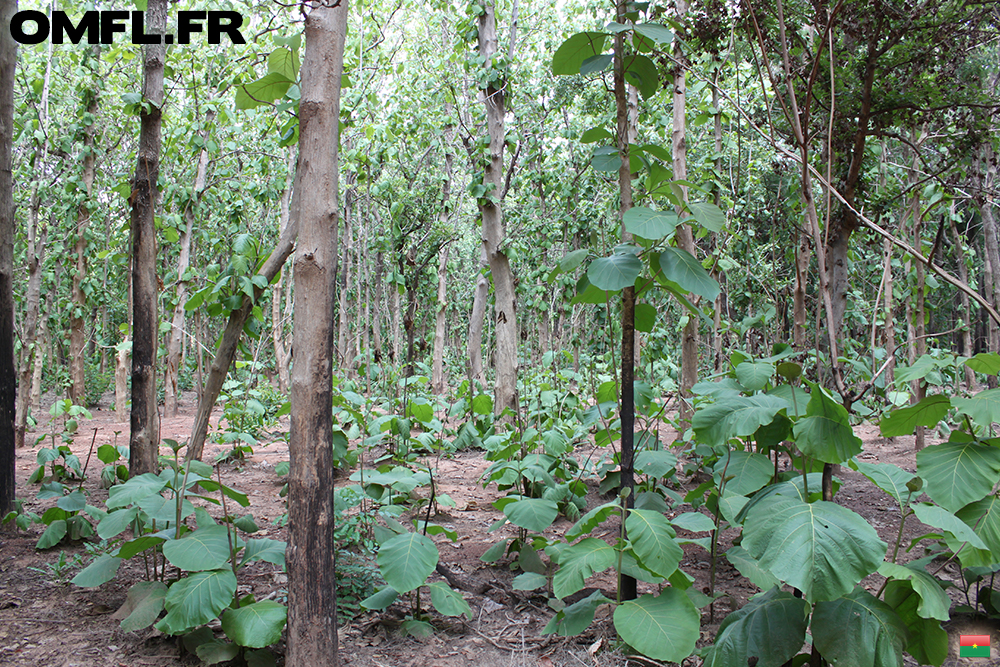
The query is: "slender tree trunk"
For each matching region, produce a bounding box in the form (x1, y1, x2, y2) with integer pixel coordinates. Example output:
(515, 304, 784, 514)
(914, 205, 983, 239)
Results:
(432, 245, 450, 394)
(949, 212, 976, 390)
(881, 238, 895, 387)
(468, 271, 488, 387)
(0, 0, 16, 516)
(70, 47, 100, 406)
(907, 145, 926, 450)
(673, 0, 698, 423)
(165, 111, 213, 416)
(336, 181, 354, 371)
(31, 311, 45, 412)
(977, 144, 1000, 353)
(16, 222, 45, 448)
(286, 3, 348, 664)
(477, 1, 519, 417)
(613, 0, 637, 603)
(128, 0, 165, 475)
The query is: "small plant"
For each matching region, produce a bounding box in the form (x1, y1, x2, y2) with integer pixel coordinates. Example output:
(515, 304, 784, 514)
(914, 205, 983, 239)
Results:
(28, 550, 86, 583)
(72, 439, 287, 664)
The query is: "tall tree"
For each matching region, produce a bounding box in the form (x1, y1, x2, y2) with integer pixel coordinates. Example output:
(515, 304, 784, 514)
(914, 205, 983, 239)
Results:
(286, 0, 348, 664)
(476, 0, 519, 417)
(129, 0, 166, 474)
(0, 0, 17, 517)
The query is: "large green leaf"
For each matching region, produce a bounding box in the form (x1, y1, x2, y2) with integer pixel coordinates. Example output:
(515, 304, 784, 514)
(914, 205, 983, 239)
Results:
(658, 246, 720, 300)
(566, 501, 620, 540)
(713, 451, 773, 496)
(792, 383, 862, 464)
(883, 577, 948, 666)
(588, 252, 642, 291)
(724, 545, 779, 590)
(623, 206, 678, 240)
(376, 532, 438, 593)
(686, 201, 727, 232)
(849, 460, 916, 510)
(552, 32, 608, 76)
(633, 22, 673, 45)
(552, 537, 615, 599)
(965, 353, 1000, 376)
(635, 450, 677, 479)
(114, 581, 167, 632)
(952, 388, 1000, 428)
(692, 394, 790, 447)
(238, 73, 293, 107)
(71, 554, 122, 588)
(504, 498, 559, 533)
(37, 520, 67, 549)
(156, 570, 238, 635)
(107, 473, 167, 509)
(163, 525, 233, 572)
(622, 53, 659, 99)
(743, 497, 886, 602)
(735, 361, 774, 392)
(811, 589, 906, 667)
(910, 502, 989, 551)
(241, 538, 287, 568)
(879, 395, 951, 437)
(626, 509, 682, 578)
(543, 590, 611, 636)
(360, 585, 398, 610)
(97, 506, 139, 539)
(427, 581, 472, 618)
(956, 495, 1000, 561)
(877, 562, 949, 621)
(613, 590, 699, 663)
(702, 587, 810, 667)
(221, 600, 287, 648)
(916, 439, 1000, 511)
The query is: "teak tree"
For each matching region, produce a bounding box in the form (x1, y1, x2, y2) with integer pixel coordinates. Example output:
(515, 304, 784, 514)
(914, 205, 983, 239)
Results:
(128, 0, 166, 476)
(0, 0, 16, 517)
(286, 0, 349, 664)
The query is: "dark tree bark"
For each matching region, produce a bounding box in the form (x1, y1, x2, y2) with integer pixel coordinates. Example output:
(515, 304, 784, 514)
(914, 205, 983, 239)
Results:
(285, 1, 348, 665)
(129, 0, 165, 475)
(0, 0, 18, 517)
(613, 0, 636, 603)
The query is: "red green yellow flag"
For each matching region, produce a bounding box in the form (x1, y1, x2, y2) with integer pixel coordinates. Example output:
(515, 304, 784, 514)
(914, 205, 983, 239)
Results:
(960, 635, 991, 658)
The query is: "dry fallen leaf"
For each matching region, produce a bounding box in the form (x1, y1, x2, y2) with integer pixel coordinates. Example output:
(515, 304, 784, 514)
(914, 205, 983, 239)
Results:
(588, 637, 603, 665)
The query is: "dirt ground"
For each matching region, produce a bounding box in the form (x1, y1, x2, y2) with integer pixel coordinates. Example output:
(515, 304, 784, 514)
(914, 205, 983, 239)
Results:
(2, 391, 1000, 667)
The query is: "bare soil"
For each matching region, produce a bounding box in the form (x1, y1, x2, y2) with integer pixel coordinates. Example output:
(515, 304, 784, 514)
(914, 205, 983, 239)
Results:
(2, 391, 1000, 666)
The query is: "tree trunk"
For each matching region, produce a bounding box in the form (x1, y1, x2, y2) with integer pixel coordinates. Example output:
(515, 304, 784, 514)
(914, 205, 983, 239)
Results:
(70, 47, 100, 406)
(432, 245, 450, 394)
(477, 1, 519, 417)
(0, 0, 16, 516)
(907, 146, 927, 450)
(673, 0, 699, 424)
(115, 337, 129, 423)
(468, 272, 489, 387)
(165, 111, 214, 416)
(613, 0, 637, 603)
(949, 212, 976, 390)
(129, 0, 165, 475)
(286, 3, 347, 664)
(336, 181, 354, 371)
(881, 238, 895, 387)
(16, 221, 45, 448)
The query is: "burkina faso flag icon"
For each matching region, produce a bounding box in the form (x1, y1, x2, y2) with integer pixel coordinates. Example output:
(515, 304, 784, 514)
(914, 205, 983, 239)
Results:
(960, 634, 991, 658)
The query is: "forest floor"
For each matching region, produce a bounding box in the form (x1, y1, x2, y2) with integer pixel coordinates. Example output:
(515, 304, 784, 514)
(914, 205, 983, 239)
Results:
(2, 390, 1000, 667)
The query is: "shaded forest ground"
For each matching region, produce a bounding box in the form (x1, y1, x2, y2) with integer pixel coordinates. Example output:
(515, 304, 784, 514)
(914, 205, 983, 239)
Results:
(2, 391, 1000, 666)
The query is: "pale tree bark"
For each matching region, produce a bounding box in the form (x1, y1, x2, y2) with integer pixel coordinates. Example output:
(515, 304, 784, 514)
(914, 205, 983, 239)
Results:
(129, 0, 166, 476)
(0, 0, 16, 516)
(165, 110, 214, 416)
(432, 101, 454, 395)
(976, 144, 1000, 356)
(16, 223, 45, 448)
(905, 141, 927, 450)
(271, 149, 295, 394)
(336, 174, 354, 372)
(468, 271, 488, 387)
(115, 338, 129, 423)
(477, 1, 519, 416)
(673, 0, 699, 423)
(881, 238, 895, 387)
(432, 245, 450, 394)
(948, 211, 975, 390)
(286, 2, 348, 664)
(69, 46, 100, 406)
